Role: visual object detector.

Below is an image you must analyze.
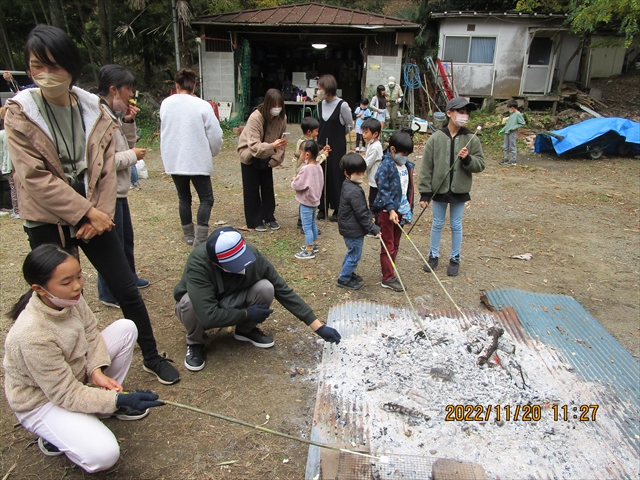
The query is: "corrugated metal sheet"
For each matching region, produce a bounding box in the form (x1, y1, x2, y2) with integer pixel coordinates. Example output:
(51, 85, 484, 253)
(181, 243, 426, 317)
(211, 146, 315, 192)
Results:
(306, 299, 639, 479)
(194, 2, 419, 28)
(482, 287, 640, 456)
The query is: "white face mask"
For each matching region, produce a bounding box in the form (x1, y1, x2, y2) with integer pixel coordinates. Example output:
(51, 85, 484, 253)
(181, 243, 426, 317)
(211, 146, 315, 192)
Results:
(270, 108, 282, 117)
(41, 287, 81, 308)
(317, 90, 326, 101)
(350, 173, 365, 184)
(33, 72, 72, 98)
(453, 113, 469, 127)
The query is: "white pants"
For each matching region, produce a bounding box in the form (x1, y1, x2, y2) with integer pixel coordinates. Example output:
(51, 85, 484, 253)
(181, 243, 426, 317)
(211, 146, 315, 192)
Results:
(15, 319, 138, 473)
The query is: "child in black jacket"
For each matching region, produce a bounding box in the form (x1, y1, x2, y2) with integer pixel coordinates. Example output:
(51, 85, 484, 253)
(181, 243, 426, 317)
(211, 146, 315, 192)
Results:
(336, 153, 381, 290)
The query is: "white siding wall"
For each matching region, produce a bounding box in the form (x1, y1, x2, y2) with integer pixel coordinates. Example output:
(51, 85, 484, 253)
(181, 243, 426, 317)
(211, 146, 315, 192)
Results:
(364, 47, 403, 98)
(202, 52, 235, 104)
(438, 18, 581, 97)
(589, 37, 626, 78)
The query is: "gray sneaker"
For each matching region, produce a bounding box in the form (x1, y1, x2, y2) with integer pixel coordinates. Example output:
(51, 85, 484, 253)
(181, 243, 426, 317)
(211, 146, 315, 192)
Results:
(254, 224, 267, 232)
(381, 278, 405, 292)
(38, 437, 63, 457)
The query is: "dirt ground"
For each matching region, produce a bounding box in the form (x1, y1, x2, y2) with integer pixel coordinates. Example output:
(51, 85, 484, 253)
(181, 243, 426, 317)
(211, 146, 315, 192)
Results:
(1, 114, 639, 477)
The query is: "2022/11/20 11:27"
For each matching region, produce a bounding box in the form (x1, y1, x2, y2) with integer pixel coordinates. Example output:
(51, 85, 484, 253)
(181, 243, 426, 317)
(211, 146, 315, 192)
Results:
(444, 404, 599, 422)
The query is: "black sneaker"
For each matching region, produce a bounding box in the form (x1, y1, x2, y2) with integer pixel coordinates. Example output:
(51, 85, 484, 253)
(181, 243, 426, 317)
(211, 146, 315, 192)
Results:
(499, 160, 509, 165)
(254, 224, 267, 232)
(38, 437, 63, 457)
(381, 278, 405, 292)
(351, 272, 363, 283)
(184, 344, 206, 371)
(269, 221, 280, 230)
(143, 353, 180, 385)
(100, 299, 120, 308)
(317, 211, 326, 220)
(97, 406, 149, 421)
(234, 327, 274, 348)
(329, 214, 338, 222)
(337, 277, 363, 290)
(422, 255, 438, 272)
(447, 258, 460, 276)
(114, 406, 149, 421)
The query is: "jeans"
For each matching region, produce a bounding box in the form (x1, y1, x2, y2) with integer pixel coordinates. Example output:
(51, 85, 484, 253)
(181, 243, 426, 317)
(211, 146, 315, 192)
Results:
(240, 162, 276, 228)
(339, 236, 364, 282)
(171, 175, 214, 226)
(175, 279, 275, 345)
(299, 204, 318, 247)
(24, 224, 159, 360)
(130, 164, 138, 185)
(378, 211, 402, 282)
(98, 198, 138, 303)
(429, 200, 465, 260)
(503, 131, 517, 162)
(14, 320, 137, 473)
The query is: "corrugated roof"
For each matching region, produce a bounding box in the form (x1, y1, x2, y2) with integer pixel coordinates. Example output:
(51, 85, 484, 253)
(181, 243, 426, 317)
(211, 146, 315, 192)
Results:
(482, 287, 640, 456)
(193, 2, 420, 29)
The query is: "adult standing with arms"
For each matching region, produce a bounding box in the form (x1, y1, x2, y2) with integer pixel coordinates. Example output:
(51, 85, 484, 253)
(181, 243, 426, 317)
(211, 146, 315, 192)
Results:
(95, 64, 149, 308)
(160, 68, 223, 247)
(316, 74, 353, 222)
(5, 25, 179, 385)
(385, 76, 403, 130)
(418, 97, 485, 277)
(237, 89, 288, 231)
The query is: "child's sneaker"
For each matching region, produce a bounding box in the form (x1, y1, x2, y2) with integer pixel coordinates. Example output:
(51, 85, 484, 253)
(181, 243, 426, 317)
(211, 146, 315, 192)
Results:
(38, 437, 63, 457)
(508, 161, 517, 166)
(499, 160, 509, 165)
(295, 250, 315, 260)
(351, 272, 363, 283)
(381, 278, 405, 292)
(300, 244, 320, 254)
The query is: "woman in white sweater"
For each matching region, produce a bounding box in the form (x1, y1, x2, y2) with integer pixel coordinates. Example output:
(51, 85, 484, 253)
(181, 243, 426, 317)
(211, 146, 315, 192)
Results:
(160, 68, 223, 246)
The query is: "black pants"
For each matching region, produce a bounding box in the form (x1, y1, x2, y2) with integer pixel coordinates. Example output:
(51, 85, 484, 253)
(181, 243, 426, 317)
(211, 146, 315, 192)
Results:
(368, 186, 379, 225)
(24, 224, 158, 360)
(0, 176, 11, 210)
(171, 175, 214, 226)
(356, 133, 364, 149)
(241, 162, 276, 228)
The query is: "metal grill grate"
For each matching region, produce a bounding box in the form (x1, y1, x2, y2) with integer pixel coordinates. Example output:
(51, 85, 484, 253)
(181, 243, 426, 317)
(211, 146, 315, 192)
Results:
(336, 453, 433, 480)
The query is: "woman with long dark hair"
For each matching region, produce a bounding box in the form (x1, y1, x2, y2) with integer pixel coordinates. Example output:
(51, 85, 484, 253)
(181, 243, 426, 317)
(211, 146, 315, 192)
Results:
(237, 88, 288, 231)
(160, 68, 223, 246)
(316, 74, 353, 222)
(4, 25, 179, 385)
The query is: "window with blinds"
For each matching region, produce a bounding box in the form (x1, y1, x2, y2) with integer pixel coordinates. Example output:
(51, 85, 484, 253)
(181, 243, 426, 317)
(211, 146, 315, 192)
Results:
(442, 36, 496, 64)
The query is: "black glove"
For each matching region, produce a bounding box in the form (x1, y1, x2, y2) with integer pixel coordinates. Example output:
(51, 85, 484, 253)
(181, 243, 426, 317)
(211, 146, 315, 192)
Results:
(245, 304, 274, 324)
(316, 325, 341, 344)
(116, 389, 164, 411)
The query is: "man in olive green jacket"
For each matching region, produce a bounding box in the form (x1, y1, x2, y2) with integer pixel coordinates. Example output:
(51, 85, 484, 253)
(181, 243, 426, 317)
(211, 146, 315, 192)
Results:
(174, 226, 341, 371)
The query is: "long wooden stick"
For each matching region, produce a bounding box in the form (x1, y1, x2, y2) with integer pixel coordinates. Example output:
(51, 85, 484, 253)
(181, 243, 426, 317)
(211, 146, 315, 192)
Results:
(395, 221, 467, 322)
(378, 236, 431, 347)
(161, 400, 382, 460)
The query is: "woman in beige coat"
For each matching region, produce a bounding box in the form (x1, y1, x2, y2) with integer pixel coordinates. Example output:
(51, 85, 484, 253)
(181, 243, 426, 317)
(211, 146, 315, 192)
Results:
(237, 88, 288, 231)
(5, 25, 179, 385)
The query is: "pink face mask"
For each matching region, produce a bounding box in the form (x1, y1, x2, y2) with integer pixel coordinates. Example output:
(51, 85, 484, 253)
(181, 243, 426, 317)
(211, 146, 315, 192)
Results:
(41, 288, 81, 308)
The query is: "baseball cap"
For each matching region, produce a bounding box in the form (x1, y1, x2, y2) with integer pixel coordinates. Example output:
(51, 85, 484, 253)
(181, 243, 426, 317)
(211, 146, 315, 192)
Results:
(446, 97, 477, 112)
(206, 227, 256, 273)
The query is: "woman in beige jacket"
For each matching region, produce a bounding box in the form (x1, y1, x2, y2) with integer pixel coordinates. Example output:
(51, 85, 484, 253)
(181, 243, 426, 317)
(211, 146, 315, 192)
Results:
(4, 245, 164, 471)
(237, 88, 288, 231)
(5, 25, 179, 385)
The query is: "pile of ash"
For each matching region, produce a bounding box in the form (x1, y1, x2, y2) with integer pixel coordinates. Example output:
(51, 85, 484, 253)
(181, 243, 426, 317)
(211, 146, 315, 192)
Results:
(320, 308, 637, 479)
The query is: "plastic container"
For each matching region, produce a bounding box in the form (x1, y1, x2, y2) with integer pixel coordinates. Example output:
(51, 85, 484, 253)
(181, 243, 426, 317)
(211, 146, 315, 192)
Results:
(433, 112, 446, 129)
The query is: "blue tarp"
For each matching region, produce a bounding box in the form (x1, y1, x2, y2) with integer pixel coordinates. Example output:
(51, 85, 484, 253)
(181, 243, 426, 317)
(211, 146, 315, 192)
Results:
(534, 117, 640, 154)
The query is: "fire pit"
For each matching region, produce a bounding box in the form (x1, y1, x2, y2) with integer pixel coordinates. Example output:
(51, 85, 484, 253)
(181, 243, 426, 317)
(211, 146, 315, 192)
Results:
(305, 300, 638, 479)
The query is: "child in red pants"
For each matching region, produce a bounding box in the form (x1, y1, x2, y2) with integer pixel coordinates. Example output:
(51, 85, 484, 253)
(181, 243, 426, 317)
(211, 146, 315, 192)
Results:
(371, 131, 415, 291)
